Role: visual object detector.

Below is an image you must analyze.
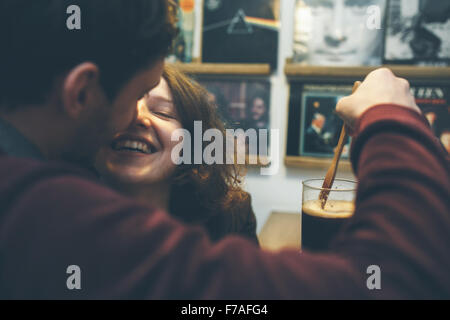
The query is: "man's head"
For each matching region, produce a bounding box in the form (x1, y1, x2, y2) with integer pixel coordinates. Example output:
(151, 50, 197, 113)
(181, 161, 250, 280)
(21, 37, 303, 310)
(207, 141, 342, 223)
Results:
(312, 113, 326, 130)
(0, 0, 177, 166)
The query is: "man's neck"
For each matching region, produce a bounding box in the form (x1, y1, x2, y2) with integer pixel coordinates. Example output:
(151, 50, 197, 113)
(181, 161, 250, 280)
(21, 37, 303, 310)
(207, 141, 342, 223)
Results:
(0, 106, 68, 160)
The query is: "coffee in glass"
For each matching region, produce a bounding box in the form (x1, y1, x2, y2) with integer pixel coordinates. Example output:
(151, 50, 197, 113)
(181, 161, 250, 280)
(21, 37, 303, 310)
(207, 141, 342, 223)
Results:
(301, 179, 356, 252)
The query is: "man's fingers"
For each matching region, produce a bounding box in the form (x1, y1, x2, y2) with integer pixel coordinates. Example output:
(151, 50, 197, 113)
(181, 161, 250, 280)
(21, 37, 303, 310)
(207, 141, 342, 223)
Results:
(335, 68, 421, 137)
(370, 67, 395, 79)
(335, 95, 348, 117)
(336, 95, 355, 129)
(396, 77, 411, 92)
(353, 81, 362, 92)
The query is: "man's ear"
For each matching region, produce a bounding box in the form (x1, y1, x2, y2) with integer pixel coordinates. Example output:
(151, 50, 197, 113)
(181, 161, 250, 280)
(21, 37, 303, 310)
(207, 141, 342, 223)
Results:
(62, 62, 101, 119)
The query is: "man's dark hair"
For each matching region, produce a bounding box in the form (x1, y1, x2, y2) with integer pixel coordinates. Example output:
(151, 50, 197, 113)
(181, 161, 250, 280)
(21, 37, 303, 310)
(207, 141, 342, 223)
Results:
(0, 0, 177, 108)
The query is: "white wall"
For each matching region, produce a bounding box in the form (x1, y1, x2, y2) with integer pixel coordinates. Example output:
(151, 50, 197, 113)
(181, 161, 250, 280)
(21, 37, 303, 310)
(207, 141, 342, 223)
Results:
(194, 0, 356, 233)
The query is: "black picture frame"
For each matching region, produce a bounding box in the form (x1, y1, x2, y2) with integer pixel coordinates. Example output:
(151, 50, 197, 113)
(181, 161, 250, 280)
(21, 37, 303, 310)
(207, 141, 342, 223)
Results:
(286, 82, 354, 162)
(201, 0, 279, 68)
(286, 76, 450, 167)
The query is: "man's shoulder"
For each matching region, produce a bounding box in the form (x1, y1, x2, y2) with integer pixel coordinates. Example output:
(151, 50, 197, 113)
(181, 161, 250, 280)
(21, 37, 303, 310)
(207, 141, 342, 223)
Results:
(0, 154, 96, 186)
(0, 154, 113, 210)
(306, 127, 318, 136)
(0, 153, 156, 237)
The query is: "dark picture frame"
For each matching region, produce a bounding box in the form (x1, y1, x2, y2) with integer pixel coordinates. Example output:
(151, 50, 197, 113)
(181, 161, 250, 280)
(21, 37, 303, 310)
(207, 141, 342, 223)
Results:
(299, 84, 352, 158)
(201, 0, 280, 68)
(286, 75, 450, 168)
(411, 84, 450, 153)
(195, 75, 272, 159)
(286, 82, 353, 165)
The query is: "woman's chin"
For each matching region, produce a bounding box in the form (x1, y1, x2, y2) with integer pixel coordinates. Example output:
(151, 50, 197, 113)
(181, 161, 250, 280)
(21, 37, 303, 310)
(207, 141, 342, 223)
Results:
(96, 150, 176, 188)
(104, 170, 154, 187)
(108, 148, 160, 164)
(101, 160, 175, 188)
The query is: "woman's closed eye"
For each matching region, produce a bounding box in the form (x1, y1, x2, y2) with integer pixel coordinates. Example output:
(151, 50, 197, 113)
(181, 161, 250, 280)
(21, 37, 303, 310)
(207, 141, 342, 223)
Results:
(152, 110, 177, 120)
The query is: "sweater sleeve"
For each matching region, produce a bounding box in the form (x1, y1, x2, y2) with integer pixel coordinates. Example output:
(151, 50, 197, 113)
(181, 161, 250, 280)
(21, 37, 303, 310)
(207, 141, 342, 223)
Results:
(1, 104, 449, 299)
(336, 104, 450, 298)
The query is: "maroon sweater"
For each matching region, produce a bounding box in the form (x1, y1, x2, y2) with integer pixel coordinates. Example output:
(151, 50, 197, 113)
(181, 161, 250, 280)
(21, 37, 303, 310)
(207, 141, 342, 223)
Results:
(0, 105, 449, 299)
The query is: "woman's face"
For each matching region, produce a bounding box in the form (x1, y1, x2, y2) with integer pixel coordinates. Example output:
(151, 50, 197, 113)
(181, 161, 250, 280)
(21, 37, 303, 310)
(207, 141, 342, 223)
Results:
(251, 97, 266, 121)
(95, 77, 182, 186)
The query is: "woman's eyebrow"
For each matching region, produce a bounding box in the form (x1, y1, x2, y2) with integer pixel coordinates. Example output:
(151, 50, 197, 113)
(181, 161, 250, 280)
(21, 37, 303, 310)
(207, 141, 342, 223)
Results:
(147, 95, 173, 103)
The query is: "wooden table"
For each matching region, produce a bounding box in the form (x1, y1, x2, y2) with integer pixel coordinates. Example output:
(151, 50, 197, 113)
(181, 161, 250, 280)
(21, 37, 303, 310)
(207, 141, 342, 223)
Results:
(258, 212, 301, 251)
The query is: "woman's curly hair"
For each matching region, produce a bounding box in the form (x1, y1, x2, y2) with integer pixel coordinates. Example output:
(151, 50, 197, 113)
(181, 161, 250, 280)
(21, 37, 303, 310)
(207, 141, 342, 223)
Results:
(163, 65, 249, 223)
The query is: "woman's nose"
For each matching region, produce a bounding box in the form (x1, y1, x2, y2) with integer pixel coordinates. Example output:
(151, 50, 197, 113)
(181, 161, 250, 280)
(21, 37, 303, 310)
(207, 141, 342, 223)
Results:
(135, 99, 152, 129)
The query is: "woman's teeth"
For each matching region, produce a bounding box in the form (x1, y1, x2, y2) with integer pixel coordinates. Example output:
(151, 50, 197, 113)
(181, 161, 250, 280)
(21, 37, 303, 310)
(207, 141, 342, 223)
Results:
(113, 140, 153, 154)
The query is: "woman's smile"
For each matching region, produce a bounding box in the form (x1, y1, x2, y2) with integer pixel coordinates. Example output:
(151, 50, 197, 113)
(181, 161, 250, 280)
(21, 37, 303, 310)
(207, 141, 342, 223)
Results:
(110, 133, 161, 157)
(95, 77, 182, 185)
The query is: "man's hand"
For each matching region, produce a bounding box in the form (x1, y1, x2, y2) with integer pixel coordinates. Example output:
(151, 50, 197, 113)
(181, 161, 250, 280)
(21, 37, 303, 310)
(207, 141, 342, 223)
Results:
(336, 68, 421, 134)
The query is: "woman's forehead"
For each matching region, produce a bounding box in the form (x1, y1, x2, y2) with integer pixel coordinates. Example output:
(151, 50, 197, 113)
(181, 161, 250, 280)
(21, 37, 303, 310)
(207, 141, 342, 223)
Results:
(148, 77, 173, 103)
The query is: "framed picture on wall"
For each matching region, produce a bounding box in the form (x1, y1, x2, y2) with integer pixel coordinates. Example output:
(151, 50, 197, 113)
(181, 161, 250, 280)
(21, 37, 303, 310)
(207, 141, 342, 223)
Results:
(286, 79, 450, 167)
(384, 0, 450, 66)
(299, 85, 352, 158)
(292, 0, 388, 66)
(166, 0, 196, 63)
(286, 83, 353, 162)
(195, 76, 271, 158)
(201, 0, 280, 68)
(411, 85, 450, 153)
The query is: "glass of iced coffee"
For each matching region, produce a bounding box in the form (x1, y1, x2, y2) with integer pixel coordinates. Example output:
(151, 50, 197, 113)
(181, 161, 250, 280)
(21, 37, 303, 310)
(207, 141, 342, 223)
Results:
(301, 179, 356, 252)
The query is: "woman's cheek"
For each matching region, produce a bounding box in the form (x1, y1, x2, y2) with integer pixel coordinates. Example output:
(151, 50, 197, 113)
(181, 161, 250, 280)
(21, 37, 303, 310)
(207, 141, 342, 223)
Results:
(165, 123, 183, 174)
(163, 122, 183, 152)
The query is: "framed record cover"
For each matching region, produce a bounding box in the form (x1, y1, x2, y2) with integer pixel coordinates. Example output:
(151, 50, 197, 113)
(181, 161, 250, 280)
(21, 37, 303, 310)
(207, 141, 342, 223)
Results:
(411, 85, 450, 153)
(196, 76, 271, 156)
(384, 0, 450, 65)
(166, 0, 196, 63)
(201, 0, 280, 68)
(286, 81, 450, 166)
(287, 83, 353, 160)
(292, 0, 387, 66)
